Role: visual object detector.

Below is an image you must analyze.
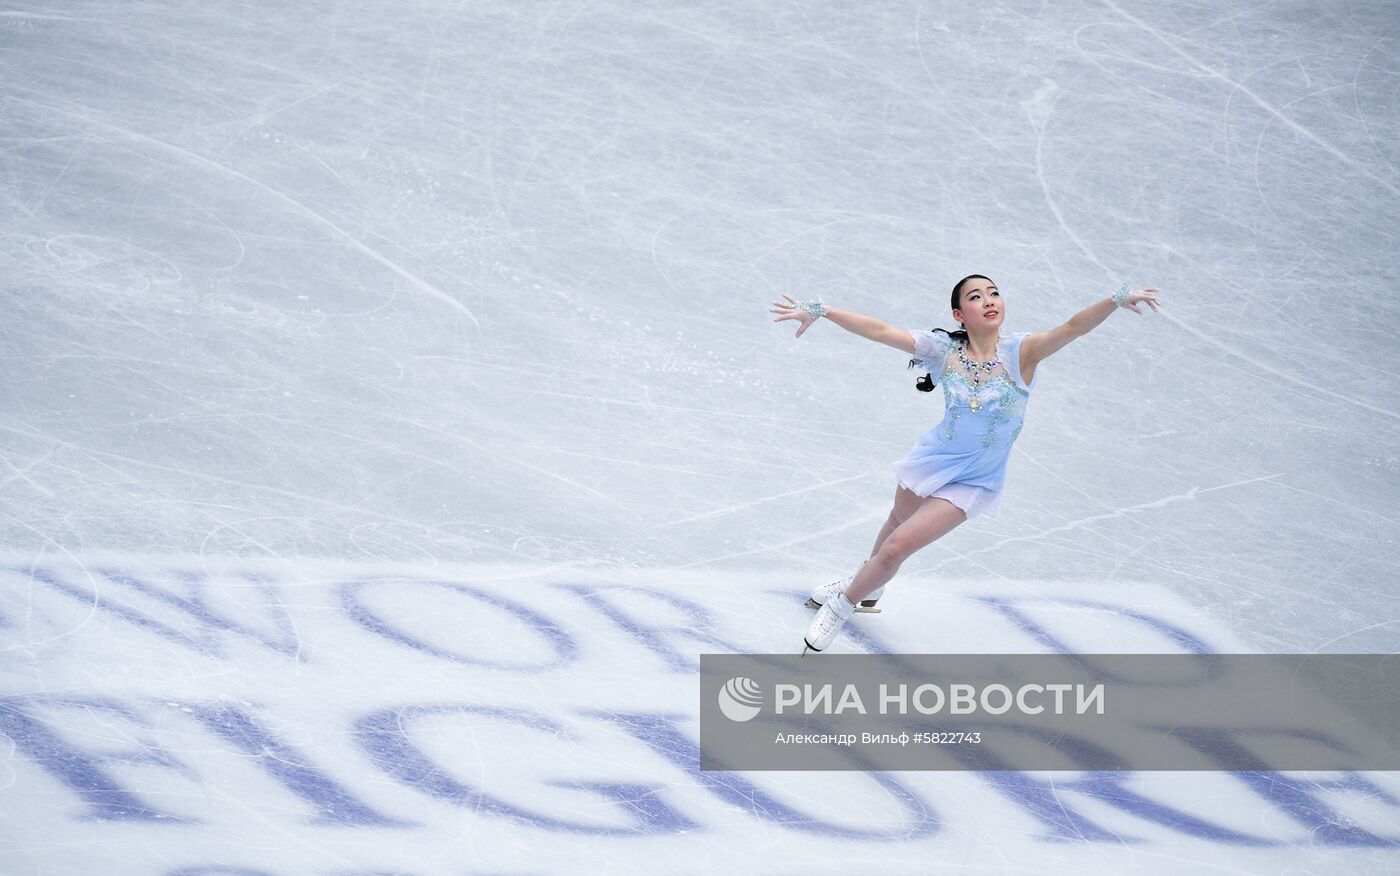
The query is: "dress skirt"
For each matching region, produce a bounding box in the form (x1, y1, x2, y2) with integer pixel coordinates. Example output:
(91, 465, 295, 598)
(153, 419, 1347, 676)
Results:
(921, 480, 1003, 519)
(893, 450, 1005, 519)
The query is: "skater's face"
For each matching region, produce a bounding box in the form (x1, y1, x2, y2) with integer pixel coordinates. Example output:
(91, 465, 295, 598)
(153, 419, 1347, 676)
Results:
(954, 279, 1003, 329)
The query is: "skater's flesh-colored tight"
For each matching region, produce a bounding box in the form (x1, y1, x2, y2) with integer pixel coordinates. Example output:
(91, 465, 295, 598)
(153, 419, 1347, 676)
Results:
(844, 485, 967, 604)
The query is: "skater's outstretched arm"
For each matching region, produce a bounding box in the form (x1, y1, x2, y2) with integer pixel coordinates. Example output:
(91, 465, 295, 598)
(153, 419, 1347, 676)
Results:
(769, 294, 915, 353)
(1020, 286, 1161, 371)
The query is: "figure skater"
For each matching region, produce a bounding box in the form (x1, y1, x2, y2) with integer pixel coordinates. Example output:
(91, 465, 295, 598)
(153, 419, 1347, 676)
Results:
(769, 275, 1161, 654)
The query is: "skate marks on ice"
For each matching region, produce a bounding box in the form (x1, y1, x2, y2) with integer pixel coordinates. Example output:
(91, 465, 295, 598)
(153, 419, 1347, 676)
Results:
(2, 554, 1399, 875)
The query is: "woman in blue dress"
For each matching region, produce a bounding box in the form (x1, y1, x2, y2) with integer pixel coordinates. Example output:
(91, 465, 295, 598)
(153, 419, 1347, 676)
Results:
(770, 274, 1161, 653)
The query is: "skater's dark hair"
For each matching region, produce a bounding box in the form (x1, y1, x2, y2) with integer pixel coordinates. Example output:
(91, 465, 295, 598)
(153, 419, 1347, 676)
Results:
(908, 274, 986, 392)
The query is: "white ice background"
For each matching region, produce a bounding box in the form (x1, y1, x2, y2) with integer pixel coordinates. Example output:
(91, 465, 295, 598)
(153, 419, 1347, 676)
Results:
(2, 1, 1399, 873)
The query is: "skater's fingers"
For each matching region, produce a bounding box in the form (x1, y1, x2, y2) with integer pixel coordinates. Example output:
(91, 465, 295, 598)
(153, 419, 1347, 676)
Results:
(771, 296, 805, 317)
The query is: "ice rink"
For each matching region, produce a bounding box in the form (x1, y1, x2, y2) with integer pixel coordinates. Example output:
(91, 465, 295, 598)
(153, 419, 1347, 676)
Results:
(3, 1, 1399, 873)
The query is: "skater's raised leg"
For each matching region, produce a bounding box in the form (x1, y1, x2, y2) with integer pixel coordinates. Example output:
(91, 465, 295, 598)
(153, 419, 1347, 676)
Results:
(803, 495, 967, 653)
(868, 484, 926, 557)
(843, 495, 967, 604)
(807, 484, 925, 612)
(856, 485, 927, 607)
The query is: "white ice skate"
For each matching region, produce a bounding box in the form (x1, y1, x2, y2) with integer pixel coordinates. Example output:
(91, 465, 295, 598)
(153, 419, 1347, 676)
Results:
(804, 575, 884, 613)
(802, 593, 856, 655)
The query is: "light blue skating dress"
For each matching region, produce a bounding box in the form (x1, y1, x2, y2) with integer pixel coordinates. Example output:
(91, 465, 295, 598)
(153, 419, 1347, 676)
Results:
(891, 329, 1040, 519)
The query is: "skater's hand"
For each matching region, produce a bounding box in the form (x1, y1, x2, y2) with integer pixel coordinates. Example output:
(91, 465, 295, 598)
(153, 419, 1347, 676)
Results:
(1122, 288, 1162, 314)
(770, 293, 818, 338)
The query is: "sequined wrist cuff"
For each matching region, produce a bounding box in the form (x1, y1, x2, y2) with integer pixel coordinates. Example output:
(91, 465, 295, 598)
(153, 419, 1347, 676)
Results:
(1112, 283, 1130, 309)
(802, 299, 829, 319)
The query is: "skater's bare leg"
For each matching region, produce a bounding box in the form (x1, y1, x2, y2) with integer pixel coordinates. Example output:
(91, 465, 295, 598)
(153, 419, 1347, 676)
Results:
(844, 497, 967, 603)
(825, 485, 923, 609)
(868, 485, 925, 558)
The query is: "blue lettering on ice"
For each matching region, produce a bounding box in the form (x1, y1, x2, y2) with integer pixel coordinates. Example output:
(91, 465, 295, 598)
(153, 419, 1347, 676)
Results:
(99, 568, 301, 657)
(17, 566, 301, 658)
(978, 594, 1223, 684)
(353, 703, 697, 834)
(589, 710, 938, 839)
(1170, 727, 1400, 846)
(340, 578, 576, 671)
(0, 696, 193, 823)
(184, 702, 411, 828)
(558, 582, 759, 672)
(940, 722, 1275, 844)
(22, 566, 210, 654)
(979, 595, 1215, 655)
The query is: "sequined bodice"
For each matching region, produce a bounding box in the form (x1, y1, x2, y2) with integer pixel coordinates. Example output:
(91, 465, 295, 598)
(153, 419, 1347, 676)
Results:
(909, 332, 1034, 449)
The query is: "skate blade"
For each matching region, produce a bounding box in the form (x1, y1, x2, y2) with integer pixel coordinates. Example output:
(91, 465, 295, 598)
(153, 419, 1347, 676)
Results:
(805, 598, 882, 613)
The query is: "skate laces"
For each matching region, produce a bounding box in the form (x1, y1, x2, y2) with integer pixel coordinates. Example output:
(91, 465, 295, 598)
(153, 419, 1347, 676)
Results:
(809, 594, 855, 646)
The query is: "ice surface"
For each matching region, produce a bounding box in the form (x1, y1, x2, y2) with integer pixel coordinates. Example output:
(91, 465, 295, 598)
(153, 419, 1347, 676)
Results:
(2, 0, 1398, 873)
